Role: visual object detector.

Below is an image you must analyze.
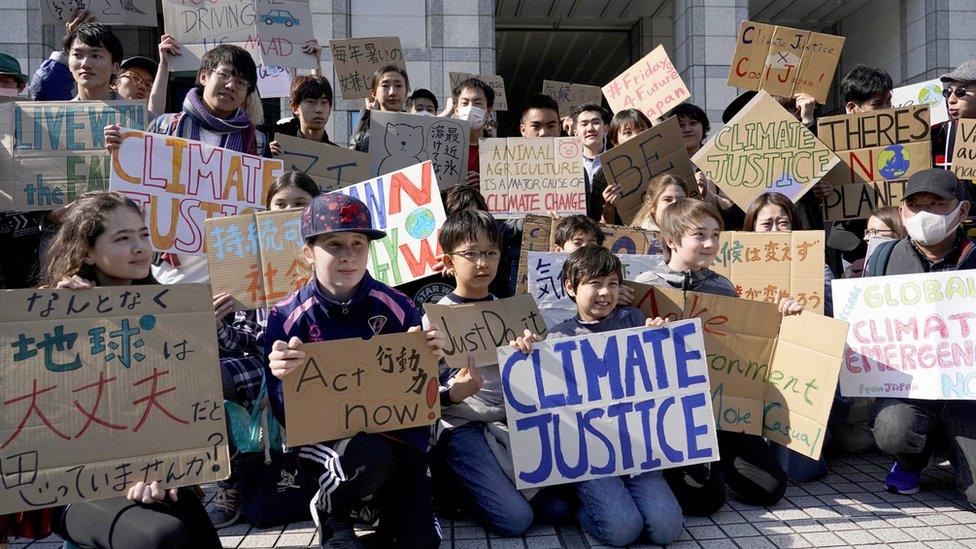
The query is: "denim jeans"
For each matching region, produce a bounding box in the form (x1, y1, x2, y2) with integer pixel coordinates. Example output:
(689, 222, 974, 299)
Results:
(871, 398, 976, 503)
(576, 471, 684, 546)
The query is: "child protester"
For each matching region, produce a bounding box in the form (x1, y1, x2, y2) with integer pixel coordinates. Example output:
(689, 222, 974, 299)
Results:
(264, 193, 447, 547)
(633, 198, 802, 515)
(552, 215, 635, 306)
(630, 173, 688, 232)
(511, 245, 683, 546)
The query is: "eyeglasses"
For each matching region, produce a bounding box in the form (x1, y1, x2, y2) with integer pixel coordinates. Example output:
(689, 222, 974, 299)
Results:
(865, 228, 894, 237)
(449, 249, 501, 263)
(118, 72, 152, 88)
(211, 69, 249, 92)
(942, 87, 973, 99)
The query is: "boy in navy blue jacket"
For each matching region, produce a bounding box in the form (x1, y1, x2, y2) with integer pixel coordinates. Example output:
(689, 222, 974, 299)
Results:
(265, 193, 448, 548)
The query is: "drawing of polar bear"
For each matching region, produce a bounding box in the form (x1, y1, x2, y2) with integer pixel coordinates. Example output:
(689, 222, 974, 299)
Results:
(378, 123, 426, 174)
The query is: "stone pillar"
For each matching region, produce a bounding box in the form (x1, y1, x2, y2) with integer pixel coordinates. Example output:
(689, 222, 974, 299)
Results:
(901, 0, 976, 83)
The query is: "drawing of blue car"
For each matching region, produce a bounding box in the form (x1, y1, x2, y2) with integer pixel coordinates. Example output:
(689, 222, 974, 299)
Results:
(263, 10, 299, 27)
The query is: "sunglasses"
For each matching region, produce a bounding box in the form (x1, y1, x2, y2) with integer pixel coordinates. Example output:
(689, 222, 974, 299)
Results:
(942, 87, 973, 99)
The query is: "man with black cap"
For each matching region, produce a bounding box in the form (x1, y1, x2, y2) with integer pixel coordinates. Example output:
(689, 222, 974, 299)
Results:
(866, 168, 976, 503)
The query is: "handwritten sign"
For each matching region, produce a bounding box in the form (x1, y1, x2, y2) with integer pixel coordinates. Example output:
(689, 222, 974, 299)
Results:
(257, 64, 292, 99)
(329, 37, 404, 100)
(449, 72, 508, 111)
(818, 106, 931, 220)
(692, 91, 839, 211)
(273, 134, 373, 191)
(892, 79, 949, 126)
(712, 231, 826, 313)
(370, 111, 470, 189)
(424, 294, 547, 369)
(602, 45, 689, 119)
(40, 0, 157, 26)
(833, 271, 976, 400)
(499, 320, 719, 488)
(727, 20, 845, 104)
(952, 118, 976, 180)
(0, 101, 146, 212)
(162, 0, 317, 72)
(479, 137, 585, 217)
(598, 117, 696, 224)
(541, 80, 603, 118)
(0, 284, 229, 514)
(629, 284, 848, 459)
(109, 128, 282, 254)
(333, 161, 446, 286)
(283, 332, 440, 446)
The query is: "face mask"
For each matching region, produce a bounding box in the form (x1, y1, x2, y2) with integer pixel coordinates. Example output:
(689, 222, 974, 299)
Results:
(0, 87, 19, 97)
(903, 203, 963, 245)
(414, 110, 435, 117)
(456, 105, 486, 130)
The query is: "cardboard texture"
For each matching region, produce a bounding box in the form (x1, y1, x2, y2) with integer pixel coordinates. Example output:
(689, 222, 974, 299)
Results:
(329, 36, 405, 100)
(692, 91, 839, 211)
(205, 208, 310, 311)
(162, 0, 317, 72)
(952, 118, 976, 180)
(892, 79, 949, 126)
(479, 137, 585, 217)
(273, 134, 373, 191)
(602, 45, 689, 119)
(832, 271, 976, 400)
(0, 101, 147, 212)
(711, 231, 826, 313)
(449, 72, 508, 111)
(40, 0, 157, 26)
(541, 80, 604, 118)
(598, 117, 697, 224)
(628, 282, 847, 459)
(424, 294, 548, 369)
(514, 214, 555, 295)
(0, 284, 229, 514)
(332, 161, 446, 287)
(498, 320, 720, 489)
(822, 180, 908, 222)
(370, 111, 470, 189)
(108, 128, 282, 255)
(257, 64, 293, 99)
(282, 332, 440, 446)
(727, 20, 845, 104)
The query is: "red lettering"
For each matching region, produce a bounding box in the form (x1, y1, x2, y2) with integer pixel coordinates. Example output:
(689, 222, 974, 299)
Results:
(388, 162, 432, 215)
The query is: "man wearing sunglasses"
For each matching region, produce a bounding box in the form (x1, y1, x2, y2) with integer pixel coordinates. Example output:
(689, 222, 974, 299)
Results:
(933, 60, 976, 174)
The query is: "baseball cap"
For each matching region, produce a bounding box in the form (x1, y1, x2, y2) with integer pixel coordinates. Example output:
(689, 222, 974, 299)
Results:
(120, 56, 158, 75)
(301, 193, 386, 242)
(904, 169, 968, 202)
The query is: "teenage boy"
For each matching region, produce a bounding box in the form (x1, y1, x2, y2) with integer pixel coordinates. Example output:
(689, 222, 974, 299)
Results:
(573, 103, 620, 223)
(452, 77, 494, 187)
(408, 88, 439, 114)
(269, 75, 336, 155)
(0, 53, 28, 96)
(551, 214, 635, 305)
(866, 169, 976, 503)
(520, 93, 561, 137)
(64, 22, 123, 101)
(352, 64, 409, 152)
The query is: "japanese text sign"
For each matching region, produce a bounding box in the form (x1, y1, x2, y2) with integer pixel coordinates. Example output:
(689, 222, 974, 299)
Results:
(40, 0, 157, 26)
(832, 271, 976, 400)
(273, 134, 373, 191)
(711, 231, 826, 313)
(283, 332, 440, 446)
(479, 137, 585, 217)
(892, 79, 949, 126)
(541, 80, 603, 118)
(109, 128, 282, 255)
(727, 20, 845, 104)
(498, 320, 719, 489)
(692, 91, 839, 211)
(0, 284, 229, 514)
(602, 45, 689, 119)
(329, 37, 404, 100)
(951, 118, 976, 180)
(449, 72, 508, 111)
(0, 101, 146, 212)
(370, 111, 470, 189)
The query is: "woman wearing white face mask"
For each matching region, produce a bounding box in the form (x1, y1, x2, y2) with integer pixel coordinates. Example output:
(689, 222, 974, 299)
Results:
(451, 78, 494, 187)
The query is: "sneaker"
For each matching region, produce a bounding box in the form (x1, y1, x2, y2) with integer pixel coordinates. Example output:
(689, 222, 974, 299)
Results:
(320, 516, 364, 549)
(884, 462, 922, 495)
(208, 485, 242, 528)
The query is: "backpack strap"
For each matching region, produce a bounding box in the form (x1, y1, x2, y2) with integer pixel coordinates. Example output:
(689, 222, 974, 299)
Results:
(866, 239, 898, 277)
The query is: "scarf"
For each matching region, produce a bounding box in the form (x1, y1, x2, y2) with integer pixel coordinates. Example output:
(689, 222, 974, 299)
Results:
(179, 88, 257, 155)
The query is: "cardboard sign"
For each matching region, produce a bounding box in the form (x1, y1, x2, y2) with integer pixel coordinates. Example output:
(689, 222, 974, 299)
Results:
(273, 134, 373, 191)
(692, 91, 839, 211)
(162, 0, 317, 72)
(479, 137, 585, 217)
(602, 45, 689, 119)
(257, 64, 292, 99)
(727, 20, 845, 104)
(712, 231, 826, 313)
(0, 101, 147, 212)
(528, 251, 668, 328)
(424, 294, 547, 369)
(282, 332, 440, 446)
(822, 180, 907, 222)
(332, 161, 446, 286)
(108, 128, 282, 254)
(541, 80, 603, 118)
(0, 284, 229, 514)
(952, 119, 976, 180)
(833, 271, 976, 400)
(370, 111, 470, 189)
(498, 320, 719, 489)
(205, 208, 310, 310)
(329, 37, 404, 100)
(891, 79, 949, 126)
(40, 0, 157, 26)
(598, 117, 696, 224)
(449, 72, 508, 111)
(629, 283, 847, 459)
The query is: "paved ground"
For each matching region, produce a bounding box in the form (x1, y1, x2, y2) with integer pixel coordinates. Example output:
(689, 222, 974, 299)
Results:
(10, 451, 976, 548)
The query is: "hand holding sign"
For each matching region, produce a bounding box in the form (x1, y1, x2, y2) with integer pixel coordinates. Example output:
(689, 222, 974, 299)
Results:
(448, 355, 485, 404)
(269, 337, 305, 378)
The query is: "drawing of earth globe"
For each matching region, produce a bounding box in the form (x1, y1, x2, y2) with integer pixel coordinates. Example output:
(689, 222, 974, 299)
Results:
(918, 84, 943, 106)
(877, 144, 910, 179)
(406, 208, 436, 239)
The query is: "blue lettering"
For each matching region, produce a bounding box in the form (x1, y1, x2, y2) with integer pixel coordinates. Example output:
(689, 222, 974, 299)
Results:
(634, 398, 661, 469)
(553, 340, 583, 405)
(553, 412, 587, 479)
(641, 328, 671, 390)
(65, 110, 84, 150)
(501, 351, 536, 414)
(657, 396, 683, 462)
(623, 333, 653, 396)
(581, 336, 623, 401)
(581, 407, 615, 475)
(673, 322, 705, 388)
(607, 401, 635, 470)
(682, 393, 713, 459)
(515, 413, 552, 484)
